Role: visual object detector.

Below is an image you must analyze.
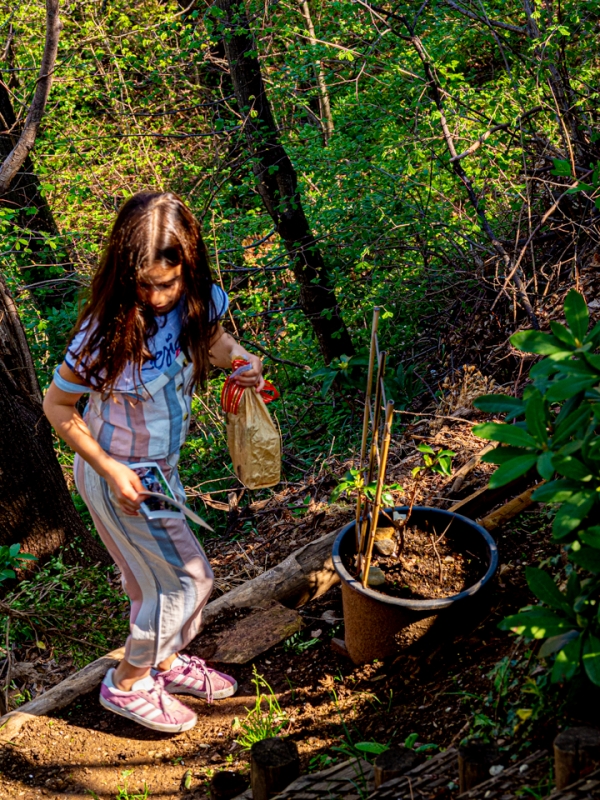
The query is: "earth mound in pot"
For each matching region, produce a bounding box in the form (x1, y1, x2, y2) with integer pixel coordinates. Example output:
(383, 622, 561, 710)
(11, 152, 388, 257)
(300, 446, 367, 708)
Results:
(332, 506, 498, 665)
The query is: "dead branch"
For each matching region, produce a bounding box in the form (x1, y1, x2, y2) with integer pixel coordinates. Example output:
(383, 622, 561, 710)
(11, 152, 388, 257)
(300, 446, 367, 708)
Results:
(0, 0, 60, 194)
(443, 0, 526, 34)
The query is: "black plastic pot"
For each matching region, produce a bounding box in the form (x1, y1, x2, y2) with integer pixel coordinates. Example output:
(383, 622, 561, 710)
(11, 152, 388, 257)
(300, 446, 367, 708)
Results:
(332, 506, 499, 664)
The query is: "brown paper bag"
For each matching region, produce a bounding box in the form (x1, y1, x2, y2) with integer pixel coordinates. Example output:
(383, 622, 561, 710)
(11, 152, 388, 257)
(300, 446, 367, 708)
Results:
(226, 387, 281, 490)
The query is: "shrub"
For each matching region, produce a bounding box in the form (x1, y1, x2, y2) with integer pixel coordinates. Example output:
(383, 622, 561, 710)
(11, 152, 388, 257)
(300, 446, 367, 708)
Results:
(473, 290, 600, 687)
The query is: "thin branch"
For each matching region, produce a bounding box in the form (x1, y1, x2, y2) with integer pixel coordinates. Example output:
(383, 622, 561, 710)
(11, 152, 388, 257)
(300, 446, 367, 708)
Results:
(444, 0, 526, 34)
(0, 0, 60, 194)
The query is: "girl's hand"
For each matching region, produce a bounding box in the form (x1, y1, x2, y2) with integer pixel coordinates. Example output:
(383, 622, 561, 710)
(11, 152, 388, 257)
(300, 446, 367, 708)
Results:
(233, 352, 265, 391)
(104, 460, 145, 516)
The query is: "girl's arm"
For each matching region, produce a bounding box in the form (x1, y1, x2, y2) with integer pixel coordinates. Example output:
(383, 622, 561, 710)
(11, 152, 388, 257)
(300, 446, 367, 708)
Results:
(43, 364, 144, 516)
(209, 324, 265, 390)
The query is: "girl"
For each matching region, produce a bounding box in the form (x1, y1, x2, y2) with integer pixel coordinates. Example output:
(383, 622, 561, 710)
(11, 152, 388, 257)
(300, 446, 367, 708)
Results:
(43, 192, 264, 733)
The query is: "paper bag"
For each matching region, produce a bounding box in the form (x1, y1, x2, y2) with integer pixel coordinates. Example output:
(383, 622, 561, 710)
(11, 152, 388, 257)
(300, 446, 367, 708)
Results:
(221, 360, 281, 490)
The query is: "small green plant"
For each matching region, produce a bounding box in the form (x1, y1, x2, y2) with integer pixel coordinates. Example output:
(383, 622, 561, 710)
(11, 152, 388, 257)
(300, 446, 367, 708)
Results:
(232, 666, 288, 749)
(283, 629, 320, 654)
(0, 544, 36, 584)
(115, 770, 149, 800)
(473, 290, 600, 690)
(411, 443, 455, 479)
(331, 468, 402, 506)
(385, 363, 422, 410)
(310, 353, 370, 397)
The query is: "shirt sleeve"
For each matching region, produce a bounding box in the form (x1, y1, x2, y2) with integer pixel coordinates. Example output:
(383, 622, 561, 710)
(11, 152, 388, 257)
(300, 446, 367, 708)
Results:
(64, 318, 95, 377)
(210, 284, 229, 322)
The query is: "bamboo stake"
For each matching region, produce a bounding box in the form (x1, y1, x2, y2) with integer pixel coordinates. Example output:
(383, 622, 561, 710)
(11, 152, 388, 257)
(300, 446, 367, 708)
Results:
(361, 400, 395, 588)
(355, 308, 381, 552)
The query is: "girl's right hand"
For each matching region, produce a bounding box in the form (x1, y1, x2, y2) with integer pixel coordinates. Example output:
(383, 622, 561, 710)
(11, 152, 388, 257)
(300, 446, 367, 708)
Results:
(104, 460, 145, 516)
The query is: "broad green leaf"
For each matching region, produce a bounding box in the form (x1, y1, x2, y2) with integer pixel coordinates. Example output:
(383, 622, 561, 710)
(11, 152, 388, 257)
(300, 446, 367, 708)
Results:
(554, 359, 597, 377)
(546, 377, 597, 402)
(551, 158, 572, 177)
(583, 634, 600, 686)
(481, 446, 528, 465)
(510, 330, 570, 356)
(499, 607, 572, 638)
(472, 422, 537, 449)
(552, 455, 593, 482)
(569, 545, 600, 573)
(566, 570, 581, 604)
(553, 492, 596, 539)
(473, 395, 524, 418)
(532, 479, 579, 503)
(550, 321, 577, 349)
(525, 567, 571, 613)
(488, 455, 537, 488)
(553, 405, 591, 446)
(564, 290, 589, 343)
(538, 630, 579, 658)
(581, 527, 600, 549)
(525, 391, 547, 444)
(584, 322, 600, 346)
(8, 543, 20, 558)
(537, 451, 555, 480)
(552, 636, 582, 683)
(355, 742, 389, 754)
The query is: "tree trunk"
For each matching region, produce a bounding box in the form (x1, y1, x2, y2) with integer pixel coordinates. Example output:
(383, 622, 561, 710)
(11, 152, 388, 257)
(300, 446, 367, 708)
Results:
(214, 0, 354, 363)
(0, 74, 75, 309)
(299, 0, 334, 144)
(0, 273, 108, 563)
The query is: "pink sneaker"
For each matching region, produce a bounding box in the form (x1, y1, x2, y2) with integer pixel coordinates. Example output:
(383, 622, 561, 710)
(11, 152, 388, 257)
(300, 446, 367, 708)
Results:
(153, 654, 238, 702)
(99, 669, 197, 733)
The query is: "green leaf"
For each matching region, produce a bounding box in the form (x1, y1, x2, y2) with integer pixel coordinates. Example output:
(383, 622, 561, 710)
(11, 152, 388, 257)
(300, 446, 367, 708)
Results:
(510, 330, 570, 356)
(551, 158, 572, 177)
(552, 455, 593, 482)
(499, 607, 572, 638)
(538, 630, 579, 658)
(355, 742, 389, 754)
(569, 545, 600, 573)
(550, 321, 577, 348)
(580, 527, 600, 549)
(481, 446, 528, 465)
(537, 451, 555, 480)
(546, 377, 597, 402)
(525, 567, 571, 613)
(532, 479, 579, 504)
(564, 290, 589, 342)
(404, 733, 418, 749)
(552, 635, 582, 683)
(473, 395, 524, 418)
(584, 322, 600, 347)
(553, 405, 591, 447)
(488, 455, 538, 488)
(553, 492, 596, 539)
(566, 570, 581, 604)
(472, 422, 537, 449)
(525, 391, 547, 444)
(583, 634, 600, 685)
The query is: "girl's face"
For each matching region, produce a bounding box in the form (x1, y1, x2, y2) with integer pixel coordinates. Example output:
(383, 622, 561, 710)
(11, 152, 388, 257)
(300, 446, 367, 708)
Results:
(138, 264, 183, 315)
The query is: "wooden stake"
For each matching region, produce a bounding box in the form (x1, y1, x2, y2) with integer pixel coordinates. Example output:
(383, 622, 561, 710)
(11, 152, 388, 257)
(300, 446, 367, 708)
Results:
(554, 727, 600, 790)
(355, 307, 380, 551)
(250, 737, 300, 800)
(362, 400, 394, 588)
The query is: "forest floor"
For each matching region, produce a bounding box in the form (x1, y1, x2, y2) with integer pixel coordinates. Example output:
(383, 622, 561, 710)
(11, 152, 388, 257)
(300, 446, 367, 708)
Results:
(0, 417, 563, 800)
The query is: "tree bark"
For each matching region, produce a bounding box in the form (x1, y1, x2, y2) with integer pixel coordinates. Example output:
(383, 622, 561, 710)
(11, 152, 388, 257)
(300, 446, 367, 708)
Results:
(0, 273, 108, 563)
(214, 0, 354, 363)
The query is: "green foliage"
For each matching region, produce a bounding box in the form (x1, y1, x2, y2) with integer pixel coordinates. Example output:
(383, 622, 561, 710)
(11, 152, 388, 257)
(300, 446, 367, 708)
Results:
(0, 544, 36, 585)
(310, 354, 370, 397)
(330, 467, 402, 506)
(1, 556, 128, 667)
(474, 291, 600, 688)
(412, 443, 455, 479)
(232, 667, 288, 749)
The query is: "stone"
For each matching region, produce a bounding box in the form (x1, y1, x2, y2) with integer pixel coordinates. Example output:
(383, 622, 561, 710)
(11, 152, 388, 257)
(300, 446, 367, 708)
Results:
(366, 566, 386, 587)
(375, 539, 395, 557)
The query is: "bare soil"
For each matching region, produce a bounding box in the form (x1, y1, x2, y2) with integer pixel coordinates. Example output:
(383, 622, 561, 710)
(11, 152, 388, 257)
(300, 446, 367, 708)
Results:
(345, 525, 484, 600)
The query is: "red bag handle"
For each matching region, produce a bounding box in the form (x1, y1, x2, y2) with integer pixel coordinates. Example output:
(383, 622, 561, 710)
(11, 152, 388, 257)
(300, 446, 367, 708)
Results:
(221, 359, 279, 414)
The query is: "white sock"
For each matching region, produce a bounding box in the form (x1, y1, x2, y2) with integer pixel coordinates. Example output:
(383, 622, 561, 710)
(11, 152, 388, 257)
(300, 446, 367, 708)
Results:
(104, 667, 155, 693)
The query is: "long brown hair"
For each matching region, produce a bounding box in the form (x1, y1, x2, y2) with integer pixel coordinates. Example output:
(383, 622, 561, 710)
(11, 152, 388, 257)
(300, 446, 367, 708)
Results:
(70, 192, 217, 394)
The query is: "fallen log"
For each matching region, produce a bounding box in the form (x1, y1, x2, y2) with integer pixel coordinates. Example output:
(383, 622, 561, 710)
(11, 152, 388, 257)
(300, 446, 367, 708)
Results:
(0, 528, 342, 743)
(478, 485, 539, 532)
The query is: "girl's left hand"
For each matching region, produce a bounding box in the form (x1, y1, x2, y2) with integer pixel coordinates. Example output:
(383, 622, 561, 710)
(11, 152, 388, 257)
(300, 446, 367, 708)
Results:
(234, 353, 264, 391)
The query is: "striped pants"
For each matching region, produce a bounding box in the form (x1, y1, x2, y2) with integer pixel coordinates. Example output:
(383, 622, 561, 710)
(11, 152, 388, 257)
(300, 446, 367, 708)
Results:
(74, 455, 214, 667)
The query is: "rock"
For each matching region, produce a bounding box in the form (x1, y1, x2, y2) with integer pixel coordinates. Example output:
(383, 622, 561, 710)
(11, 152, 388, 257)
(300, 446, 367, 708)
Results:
(365, 566, 386, 587)
(374, 526, 396, 541)
(375, 539, 395, 557)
